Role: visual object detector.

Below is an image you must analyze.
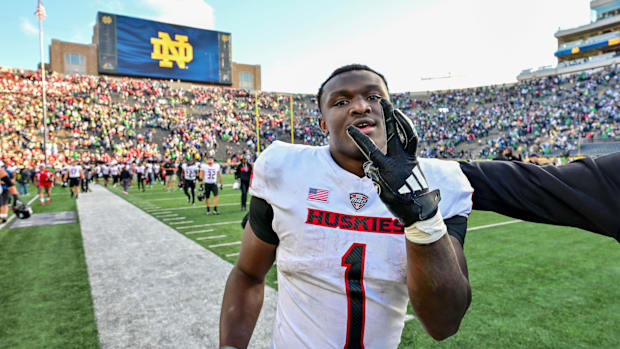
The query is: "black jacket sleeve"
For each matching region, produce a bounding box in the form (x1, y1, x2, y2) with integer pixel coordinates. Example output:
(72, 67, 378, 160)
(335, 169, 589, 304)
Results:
(459, 153, 620, 242)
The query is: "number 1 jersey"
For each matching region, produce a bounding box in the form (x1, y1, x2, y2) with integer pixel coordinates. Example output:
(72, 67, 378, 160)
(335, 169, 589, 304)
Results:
(249, 141, 473, 348)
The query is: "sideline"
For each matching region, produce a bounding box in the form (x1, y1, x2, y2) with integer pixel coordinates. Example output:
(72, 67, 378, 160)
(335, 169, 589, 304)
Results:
(78, 185, 275, 348)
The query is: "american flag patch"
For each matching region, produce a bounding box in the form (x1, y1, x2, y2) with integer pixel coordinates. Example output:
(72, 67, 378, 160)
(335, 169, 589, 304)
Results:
(307, 188, 329, 202)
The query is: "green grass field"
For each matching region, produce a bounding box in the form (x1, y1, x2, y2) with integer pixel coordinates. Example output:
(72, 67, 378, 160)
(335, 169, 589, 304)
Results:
(0, 185, 99, 349)
(1, 178, 618, 348)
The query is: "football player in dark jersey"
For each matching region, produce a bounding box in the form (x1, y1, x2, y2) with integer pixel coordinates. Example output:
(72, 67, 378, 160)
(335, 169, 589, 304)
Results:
(0, 161, 22, 223)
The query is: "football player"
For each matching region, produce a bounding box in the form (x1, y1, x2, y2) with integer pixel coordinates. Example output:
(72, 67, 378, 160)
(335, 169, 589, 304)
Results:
(220, 65, 473, 348)
(146, 161, 154, 188)
(64, 159, 84, 199)
(200, 155, 223, 215)
(102, 162, 110, 187)
(135, 162, 146, 192)
(0, 161, 22, 223)
(182, 157, 199, 205)
(110, 162, 119, 187)
(153, 161, 161, 185)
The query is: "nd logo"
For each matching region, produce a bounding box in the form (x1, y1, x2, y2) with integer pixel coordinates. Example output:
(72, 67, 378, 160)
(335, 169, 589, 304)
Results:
(150, 32, 193, 69)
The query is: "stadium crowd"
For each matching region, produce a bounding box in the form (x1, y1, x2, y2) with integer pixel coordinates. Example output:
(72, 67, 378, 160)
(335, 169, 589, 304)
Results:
(394, 65, 620, 158)
(1, 64, 619, 174)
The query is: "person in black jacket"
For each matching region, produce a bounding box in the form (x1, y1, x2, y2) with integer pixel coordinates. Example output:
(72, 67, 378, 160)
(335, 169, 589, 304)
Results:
(234, 157, 252, 211)
(459, 152, 620, 243)
(120, 165, 132, 195)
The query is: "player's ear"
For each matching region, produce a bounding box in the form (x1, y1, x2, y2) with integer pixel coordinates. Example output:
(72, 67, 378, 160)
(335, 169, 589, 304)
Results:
(319, 117, 329, 136)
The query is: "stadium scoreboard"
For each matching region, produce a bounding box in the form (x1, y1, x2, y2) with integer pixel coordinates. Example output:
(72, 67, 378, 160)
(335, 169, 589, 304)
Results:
(96, 12, 232, 85)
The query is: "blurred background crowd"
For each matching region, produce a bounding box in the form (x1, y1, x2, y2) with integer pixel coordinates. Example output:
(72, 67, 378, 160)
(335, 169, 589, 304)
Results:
(1, 64, 618, 173)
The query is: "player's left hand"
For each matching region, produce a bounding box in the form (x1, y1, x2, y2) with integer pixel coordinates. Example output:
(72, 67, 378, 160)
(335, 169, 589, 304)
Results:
(347, 99, 443, 241)
(220, 184, 224, 191)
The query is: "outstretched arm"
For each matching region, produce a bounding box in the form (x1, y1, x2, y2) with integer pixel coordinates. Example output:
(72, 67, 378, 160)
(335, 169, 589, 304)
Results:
(459, 153, 620, 242)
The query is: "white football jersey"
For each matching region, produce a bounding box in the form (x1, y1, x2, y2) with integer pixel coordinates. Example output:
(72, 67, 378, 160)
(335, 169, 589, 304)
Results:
(68, 165, 82, 178)
(249, 141, 473, 349)
(182, 163, 199, 180)
(135, 165, 145, 174)
(201, 163, 220, 184)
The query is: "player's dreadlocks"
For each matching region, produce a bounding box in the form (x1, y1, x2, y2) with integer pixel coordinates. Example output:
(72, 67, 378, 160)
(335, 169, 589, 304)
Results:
(317, 64, 389, 112)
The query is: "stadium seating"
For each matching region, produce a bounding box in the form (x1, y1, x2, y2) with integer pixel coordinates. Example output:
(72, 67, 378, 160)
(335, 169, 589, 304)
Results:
(1, 64, 618, 168)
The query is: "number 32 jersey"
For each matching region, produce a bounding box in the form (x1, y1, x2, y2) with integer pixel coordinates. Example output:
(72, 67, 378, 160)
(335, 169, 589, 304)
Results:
(249, 141, 473, 349)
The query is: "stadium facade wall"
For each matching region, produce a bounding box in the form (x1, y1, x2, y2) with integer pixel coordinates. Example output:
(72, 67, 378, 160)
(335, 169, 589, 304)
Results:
(517, 56, 620, 81)
(232, 62, 261, 90)
(49, 40, 98, 76)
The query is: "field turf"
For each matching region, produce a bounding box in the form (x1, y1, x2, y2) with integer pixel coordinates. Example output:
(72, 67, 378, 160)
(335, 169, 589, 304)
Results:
(0, 185, 99, 349)
(1, 177, 618, 348)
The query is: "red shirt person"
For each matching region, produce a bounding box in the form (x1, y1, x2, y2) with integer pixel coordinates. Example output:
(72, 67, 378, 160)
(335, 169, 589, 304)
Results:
(37, 164, 54, 205)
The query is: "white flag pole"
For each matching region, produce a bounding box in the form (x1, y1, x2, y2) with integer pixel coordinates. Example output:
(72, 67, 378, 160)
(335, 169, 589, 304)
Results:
(37, 4, 48, 165)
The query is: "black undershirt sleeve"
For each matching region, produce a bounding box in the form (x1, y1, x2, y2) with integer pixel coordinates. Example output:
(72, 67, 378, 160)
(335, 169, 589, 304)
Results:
(249, 196, 279, 245)
(459, 153, 620, 242)
(444, 215, 468, 247)
(1, 175, 13, 187)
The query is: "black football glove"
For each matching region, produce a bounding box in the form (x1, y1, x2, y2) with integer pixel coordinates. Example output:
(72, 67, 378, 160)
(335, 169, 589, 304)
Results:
(346, 99, 440, 227)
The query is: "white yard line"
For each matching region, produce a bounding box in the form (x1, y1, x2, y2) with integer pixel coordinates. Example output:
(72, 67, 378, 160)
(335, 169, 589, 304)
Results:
(176, 220, 242, 229)
(142, 203, 245, 212)
(141, 194, 242, 201)
(131, 185, 235, 196)
(468, 220, 522, 231)
(163, 217, 186, 221)
(225, 252, 240, 257)
(0, 195, 38, 230)
(148, 198, 187, 202)
(185, 229, 215, 235)
(170, 221, 194, 225)
(209, 241, 242, 248)
(196, 235, 227, 240)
